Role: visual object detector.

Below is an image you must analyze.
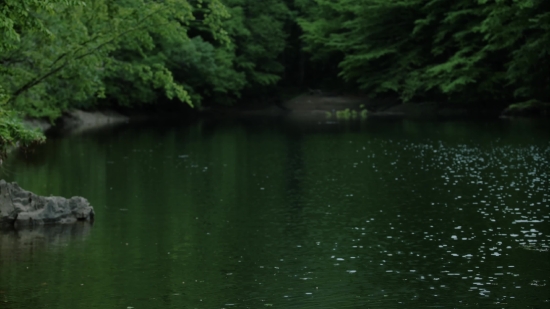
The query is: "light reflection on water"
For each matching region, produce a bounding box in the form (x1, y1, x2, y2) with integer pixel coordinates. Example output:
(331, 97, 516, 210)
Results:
(0, 119, 549, 308)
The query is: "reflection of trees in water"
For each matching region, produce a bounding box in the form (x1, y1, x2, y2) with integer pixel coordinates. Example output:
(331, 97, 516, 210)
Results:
(285, 131, 305, 213)
(0, 223, 92, 264)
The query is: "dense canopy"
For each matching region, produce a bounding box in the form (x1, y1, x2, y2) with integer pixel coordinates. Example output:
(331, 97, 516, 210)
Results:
(1, 0, 549, 154)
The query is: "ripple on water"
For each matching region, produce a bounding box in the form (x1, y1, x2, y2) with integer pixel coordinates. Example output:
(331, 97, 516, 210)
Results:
(246, 139, 550, 308)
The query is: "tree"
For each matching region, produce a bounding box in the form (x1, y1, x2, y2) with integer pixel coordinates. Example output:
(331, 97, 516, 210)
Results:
(0, 0, 84, 155)
(1, 0, 235, 113)
(0, 0, 231, 154)
(297, 0, 550, 105)
(221, 0, 292, 96)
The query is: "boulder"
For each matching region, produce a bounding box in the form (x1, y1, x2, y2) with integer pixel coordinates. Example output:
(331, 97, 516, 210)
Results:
(0, 180, 94, 227)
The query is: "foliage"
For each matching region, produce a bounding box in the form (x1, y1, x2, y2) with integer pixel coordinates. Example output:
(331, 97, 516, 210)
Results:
(227, 0, 291, 87)
(1, 0, 549, 151)
(0, 0, 232, 117)
(0, 0, 84, 52)
(0, 0, 230, 149)
(2, 0, 548, 113)
(297, 0, 550, 104)
(0, 107, 45, 159)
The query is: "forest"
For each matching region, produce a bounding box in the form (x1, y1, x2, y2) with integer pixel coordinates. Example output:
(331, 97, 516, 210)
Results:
(1, 0, 549, 154)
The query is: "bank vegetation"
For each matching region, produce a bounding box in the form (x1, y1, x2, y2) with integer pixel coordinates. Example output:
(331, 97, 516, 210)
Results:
(1, 0, 548, 155)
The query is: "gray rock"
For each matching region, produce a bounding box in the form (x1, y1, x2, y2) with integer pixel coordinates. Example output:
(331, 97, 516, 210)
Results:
(0, 180, 94, 227)
(22, 118, 53, 132)
(59, 109, 129, 133)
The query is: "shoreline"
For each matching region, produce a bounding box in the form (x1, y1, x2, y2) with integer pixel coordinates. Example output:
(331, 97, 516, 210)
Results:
(198, 94, 545, 120)
(22, 95, 548, 136)
(23, 109, 130, 135)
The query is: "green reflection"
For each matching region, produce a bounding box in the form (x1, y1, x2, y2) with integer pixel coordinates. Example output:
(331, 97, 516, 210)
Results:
(1, 119, 549, 308)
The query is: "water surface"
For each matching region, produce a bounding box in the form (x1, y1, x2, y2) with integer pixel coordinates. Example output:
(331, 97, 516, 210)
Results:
(1, 118, 549, 308)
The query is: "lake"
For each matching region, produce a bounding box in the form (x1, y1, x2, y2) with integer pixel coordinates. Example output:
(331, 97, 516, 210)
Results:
(1, 117, 549, 308)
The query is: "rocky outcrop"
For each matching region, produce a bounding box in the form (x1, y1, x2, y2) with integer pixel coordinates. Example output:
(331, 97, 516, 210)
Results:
(23, 118, 53, 132)
(57, 109, 129, 134)
(22, 109, 129, 135)
(282, 94, 368, 112)
(0, 180, 94, 227)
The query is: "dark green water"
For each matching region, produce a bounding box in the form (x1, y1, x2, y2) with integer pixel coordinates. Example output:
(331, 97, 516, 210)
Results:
(1, 118, 549, 309)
